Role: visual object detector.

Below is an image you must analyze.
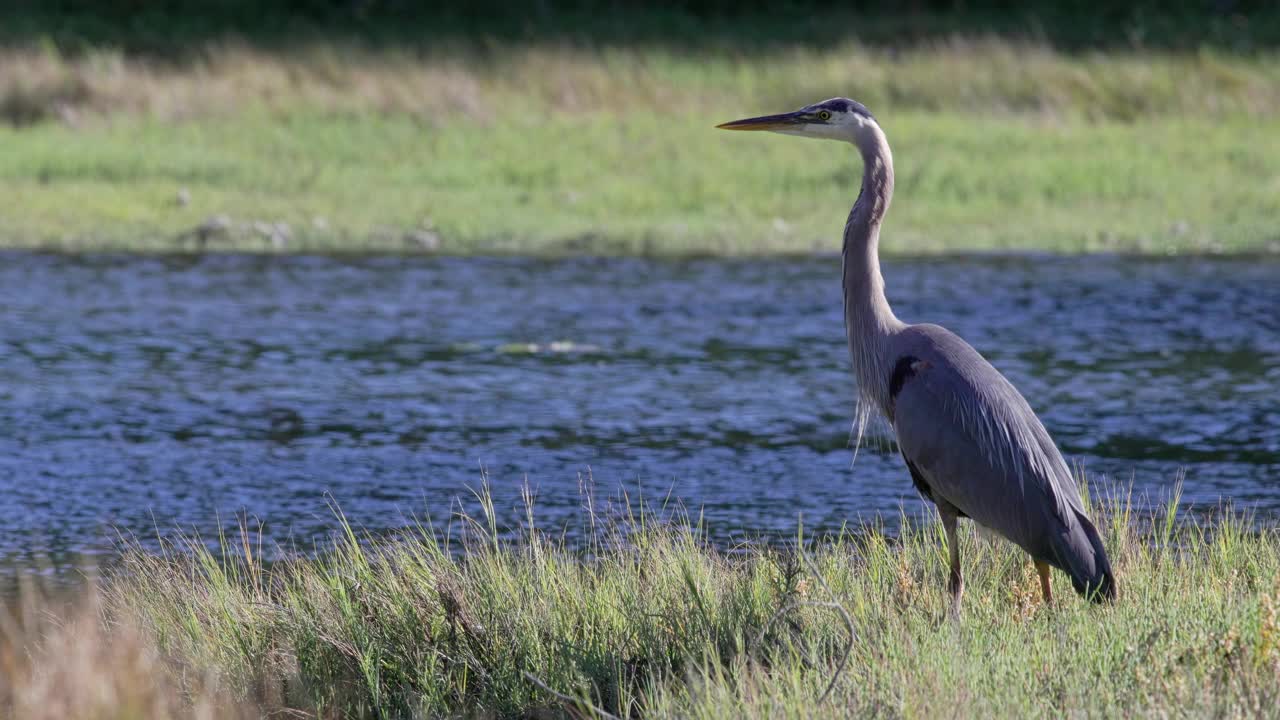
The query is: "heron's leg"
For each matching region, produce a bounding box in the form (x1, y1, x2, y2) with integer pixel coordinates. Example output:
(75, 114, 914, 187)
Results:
(940, 510, 963, 616)
(1035, 560, 1053, 604)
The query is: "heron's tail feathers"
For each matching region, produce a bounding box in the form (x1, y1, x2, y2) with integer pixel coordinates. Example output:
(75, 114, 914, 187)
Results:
(1055, 510, 1117, 603)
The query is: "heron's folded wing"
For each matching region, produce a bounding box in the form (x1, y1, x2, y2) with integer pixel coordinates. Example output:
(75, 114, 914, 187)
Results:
(891, 359, 1074, 538)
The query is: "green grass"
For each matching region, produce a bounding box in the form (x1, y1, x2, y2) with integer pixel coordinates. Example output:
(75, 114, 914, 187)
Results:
(3, 110, 1279, 255)
(1, 39, 1278, 254)
(89, 485, 1280, 718)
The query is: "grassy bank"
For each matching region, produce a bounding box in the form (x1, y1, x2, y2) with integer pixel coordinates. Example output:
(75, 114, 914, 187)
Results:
(6, 489, 1280, 718)
(4, 108, 1279, 255)
(1, 40, 1279, 254)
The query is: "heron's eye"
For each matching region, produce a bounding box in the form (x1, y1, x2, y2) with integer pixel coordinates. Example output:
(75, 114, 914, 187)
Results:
(817, 110, 832, 121)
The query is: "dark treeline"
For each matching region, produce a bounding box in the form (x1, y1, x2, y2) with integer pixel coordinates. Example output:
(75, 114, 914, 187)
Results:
(2, 0, 1277, 53)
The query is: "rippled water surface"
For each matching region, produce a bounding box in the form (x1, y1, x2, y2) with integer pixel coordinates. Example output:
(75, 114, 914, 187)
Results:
(1, 253, 1277, 563)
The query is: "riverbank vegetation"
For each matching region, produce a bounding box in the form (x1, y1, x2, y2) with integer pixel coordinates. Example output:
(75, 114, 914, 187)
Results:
(1, 4, 1278, 254)
(5, 487, 1280, 718)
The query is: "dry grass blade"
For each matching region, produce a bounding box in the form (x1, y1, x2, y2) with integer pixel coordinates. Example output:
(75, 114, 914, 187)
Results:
(522, 670, 624, 720)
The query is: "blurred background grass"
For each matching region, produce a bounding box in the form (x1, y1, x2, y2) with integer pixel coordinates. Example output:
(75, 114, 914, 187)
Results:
(1, 1, 1277, 254)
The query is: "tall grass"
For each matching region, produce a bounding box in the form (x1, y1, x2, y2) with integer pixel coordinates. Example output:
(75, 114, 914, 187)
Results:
(0, 579, 255, 719)
(24, 484, 1262, 718)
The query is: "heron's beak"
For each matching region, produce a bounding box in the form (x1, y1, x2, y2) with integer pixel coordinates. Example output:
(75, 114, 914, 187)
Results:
(716, 111, 807, 131)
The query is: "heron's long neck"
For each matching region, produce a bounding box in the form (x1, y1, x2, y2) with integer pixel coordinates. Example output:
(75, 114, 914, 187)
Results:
(842, 123, 902, 413)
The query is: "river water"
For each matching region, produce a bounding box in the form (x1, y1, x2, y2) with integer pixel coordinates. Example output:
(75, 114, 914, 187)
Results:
(1, 253, 1277, 565)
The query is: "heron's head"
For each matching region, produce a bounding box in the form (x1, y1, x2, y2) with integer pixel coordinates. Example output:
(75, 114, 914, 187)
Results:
(717, 97, 877, 144)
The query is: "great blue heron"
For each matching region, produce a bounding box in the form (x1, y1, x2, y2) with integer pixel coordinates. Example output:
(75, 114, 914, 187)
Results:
(718, 98, 1116, 612)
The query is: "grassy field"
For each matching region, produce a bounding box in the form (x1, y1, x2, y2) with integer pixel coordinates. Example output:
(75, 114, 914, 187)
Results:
(2, 40, 1279, 255)
(5, 488, 1280, 718)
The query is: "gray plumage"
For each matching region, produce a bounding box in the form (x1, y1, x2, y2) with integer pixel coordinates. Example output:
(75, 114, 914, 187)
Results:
(720, 98, 1116, 609)
(889, 325, 1114, 600)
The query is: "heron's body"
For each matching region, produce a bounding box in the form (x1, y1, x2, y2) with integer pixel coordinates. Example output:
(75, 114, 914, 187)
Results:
(720, 97, 1115, 609)
(885, 323, 1112, 597)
